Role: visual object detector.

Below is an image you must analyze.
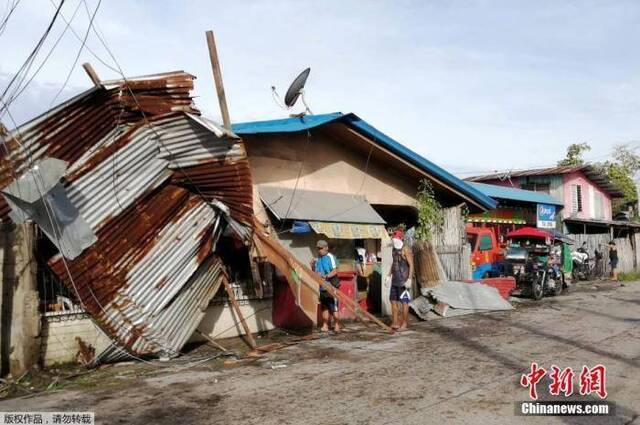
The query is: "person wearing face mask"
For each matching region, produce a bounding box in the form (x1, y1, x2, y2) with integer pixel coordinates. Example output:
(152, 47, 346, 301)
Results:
(387, 229, 414, 330)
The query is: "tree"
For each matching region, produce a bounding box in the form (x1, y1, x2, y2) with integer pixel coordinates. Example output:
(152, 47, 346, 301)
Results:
(558, 143, 591, 167)
(600, 145, 640, 210)
(414, 179, 444, 242)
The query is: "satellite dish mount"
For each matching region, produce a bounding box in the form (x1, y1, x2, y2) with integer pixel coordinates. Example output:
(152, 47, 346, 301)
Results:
(280, 68, 313, 115)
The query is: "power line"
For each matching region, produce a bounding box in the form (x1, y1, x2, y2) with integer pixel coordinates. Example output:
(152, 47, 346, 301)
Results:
(1, 0, 84, 111)
(0, 0, 66, 116)
(0, 0, 21, 38)
(48, 0, 101, 108)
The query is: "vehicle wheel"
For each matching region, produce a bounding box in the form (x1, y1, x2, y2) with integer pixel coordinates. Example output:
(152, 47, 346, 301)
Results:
(553, 275, 564, 296)
(571, 269, 578, 284)
(531, 276, 544, 300)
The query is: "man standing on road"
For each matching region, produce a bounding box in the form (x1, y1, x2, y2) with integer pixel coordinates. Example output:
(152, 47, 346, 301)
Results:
(609, 241, 619, 281)
(387, 229, 414, 331)
(311, 240, 341, 333)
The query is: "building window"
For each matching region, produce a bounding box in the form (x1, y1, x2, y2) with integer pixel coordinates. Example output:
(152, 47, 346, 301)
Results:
(521, 183, 550, 194)
(571, 184, 583, 213)
(594, 192, 604, 219)
(479, 235, 493, 251)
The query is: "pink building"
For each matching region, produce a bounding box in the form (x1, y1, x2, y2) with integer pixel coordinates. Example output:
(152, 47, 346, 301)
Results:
(465, 165, 624, 232)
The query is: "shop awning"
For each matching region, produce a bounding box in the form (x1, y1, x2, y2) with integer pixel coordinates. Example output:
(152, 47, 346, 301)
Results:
(467, 217, 527, 225)
(308, 221, 389, 240)
(259, 185, 386, 224)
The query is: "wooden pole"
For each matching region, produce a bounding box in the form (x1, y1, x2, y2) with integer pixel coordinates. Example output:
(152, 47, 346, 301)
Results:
(195, 329, 228, 352)
(82, 63, 102, 88)
(221, 275, 257, 350)
(205, 30, 231, 130)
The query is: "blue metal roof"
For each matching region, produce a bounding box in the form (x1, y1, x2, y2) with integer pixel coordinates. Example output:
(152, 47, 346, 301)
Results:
(232, 112, 497, 210)
(468, 182, 564, 207)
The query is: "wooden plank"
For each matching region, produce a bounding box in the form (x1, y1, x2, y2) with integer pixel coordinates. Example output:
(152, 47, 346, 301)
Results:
(221, 275, 257, 350)
(82, 63, 103, 88)
(195, 329, 228, 352)
(205, 30, 231, 130)
(253, 224, 394, 333)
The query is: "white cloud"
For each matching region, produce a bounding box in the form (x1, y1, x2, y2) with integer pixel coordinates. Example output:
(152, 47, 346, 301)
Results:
(2, 0, 640, 173)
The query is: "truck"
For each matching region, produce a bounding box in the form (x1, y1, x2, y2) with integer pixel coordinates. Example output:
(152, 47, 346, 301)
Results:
(466, 225, 504, 280)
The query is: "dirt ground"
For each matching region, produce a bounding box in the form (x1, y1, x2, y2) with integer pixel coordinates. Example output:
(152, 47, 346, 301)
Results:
(1, 280, 639, 425)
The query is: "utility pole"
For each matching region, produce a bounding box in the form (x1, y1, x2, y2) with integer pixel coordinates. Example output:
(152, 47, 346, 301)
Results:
(205, 30, 231, 130)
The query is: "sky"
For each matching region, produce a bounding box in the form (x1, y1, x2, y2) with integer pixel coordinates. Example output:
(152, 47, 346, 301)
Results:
(2, 0, 640, 177)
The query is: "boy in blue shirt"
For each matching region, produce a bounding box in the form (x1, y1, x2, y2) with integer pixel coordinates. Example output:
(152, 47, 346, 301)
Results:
(310, 239, 341, 333)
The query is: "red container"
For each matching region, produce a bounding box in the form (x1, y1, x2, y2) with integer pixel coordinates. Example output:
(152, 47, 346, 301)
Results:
(272, 277, 314, 329)
(273, 271, 359, 329)
(316, 271, 357, 322)
(336, 271, 357, 319)
(465, 277, 516, 299)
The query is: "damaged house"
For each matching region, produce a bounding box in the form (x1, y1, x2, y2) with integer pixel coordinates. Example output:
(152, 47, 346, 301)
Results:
(232, 113, 497, 328)
(0, 71, 254, 372)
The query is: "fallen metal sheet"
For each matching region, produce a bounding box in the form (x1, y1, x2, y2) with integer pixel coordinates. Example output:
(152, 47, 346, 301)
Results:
(423, 281, 513, 311)
(4, 183, 97, 259)
(0, 71, 254, 363)
(409, 296, 433, 320)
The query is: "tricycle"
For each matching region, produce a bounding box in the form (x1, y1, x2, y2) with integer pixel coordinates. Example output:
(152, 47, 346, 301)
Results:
(504, 227, 564, 300)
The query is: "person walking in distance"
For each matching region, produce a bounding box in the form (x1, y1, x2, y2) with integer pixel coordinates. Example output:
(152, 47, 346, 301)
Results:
(387, 229, 414, 331)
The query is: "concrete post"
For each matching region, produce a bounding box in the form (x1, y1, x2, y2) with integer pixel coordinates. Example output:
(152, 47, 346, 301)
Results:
(380, 239, 392, 317)
(1, 222, 40, 377)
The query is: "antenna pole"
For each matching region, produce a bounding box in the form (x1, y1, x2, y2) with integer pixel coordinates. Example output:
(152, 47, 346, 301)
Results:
(205, 30, 232, 130)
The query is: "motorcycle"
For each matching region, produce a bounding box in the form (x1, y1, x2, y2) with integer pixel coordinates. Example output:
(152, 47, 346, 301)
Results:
(504, 227, 565, 300)
(571, 250, 593, 281)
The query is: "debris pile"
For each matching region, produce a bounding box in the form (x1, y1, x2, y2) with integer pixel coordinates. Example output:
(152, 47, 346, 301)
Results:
(0, 71, 253, 364)
(411, 281, 513, 319)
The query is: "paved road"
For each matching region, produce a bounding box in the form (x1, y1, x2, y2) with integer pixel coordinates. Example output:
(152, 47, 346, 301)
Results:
(1, 281, 639, 425)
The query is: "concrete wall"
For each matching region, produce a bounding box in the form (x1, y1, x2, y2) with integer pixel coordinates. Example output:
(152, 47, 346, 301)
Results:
(40, 301, 275, 366)
(40, 314, 112, 366)
(243, 130, 420, 225)
(1, 223, 40, 377)
(190, 300, 274, 341)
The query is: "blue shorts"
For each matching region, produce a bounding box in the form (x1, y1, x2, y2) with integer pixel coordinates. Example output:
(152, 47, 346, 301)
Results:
(390, 285, 411, 304)
(610, 258, 618, 269)
(319, 291, 338, 312)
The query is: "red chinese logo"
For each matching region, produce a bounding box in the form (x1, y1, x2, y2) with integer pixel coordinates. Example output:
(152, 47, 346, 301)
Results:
(521, 363, 607, 400)
(549, 365, 574, 396)
(579, 364, 607, 399)
(520, 362, 547, 400)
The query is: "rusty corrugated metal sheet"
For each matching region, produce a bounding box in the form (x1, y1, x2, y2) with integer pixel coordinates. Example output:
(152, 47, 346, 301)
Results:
(0, 71, 253, 362)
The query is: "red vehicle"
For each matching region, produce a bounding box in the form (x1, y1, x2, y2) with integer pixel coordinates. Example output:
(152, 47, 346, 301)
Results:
(466, 225, 504, 279)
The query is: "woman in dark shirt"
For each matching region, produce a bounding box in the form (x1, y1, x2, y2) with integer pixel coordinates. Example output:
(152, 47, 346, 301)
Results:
(608, 241, 618, 281)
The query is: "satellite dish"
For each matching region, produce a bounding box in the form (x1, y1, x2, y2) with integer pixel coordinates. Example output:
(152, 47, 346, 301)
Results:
(283, 68, 312, 114)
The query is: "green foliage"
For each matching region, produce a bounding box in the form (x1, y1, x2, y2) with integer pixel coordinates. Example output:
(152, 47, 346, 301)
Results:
(558, 143, 639, 215)
(599, 145, 640, 208)
(415, 179, 444, 242)
(557, 143, 591, 167)
(618, 269, 640, 282)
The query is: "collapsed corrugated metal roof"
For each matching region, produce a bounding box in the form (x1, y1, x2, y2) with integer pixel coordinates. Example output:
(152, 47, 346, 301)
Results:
(0, 71, 253, 362)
